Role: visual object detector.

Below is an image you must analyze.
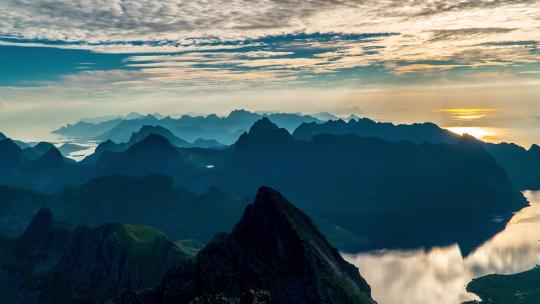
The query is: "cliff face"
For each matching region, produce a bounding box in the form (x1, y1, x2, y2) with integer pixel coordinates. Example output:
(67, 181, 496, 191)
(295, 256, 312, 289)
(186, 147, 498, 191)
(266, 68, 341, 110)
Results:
(116, 187, 376, 304)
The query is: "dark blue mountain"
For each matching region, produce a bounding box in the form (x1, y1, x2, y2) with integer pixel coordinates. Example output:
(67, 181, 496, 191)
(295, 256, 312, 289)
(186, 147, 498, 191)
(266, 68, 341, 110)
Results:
(0, 138, 77, 191)
(293, 118, 459, 144)
(127, 125, 190, 147)
(23, 141, 57, 160)
(293, 117, 540, 189)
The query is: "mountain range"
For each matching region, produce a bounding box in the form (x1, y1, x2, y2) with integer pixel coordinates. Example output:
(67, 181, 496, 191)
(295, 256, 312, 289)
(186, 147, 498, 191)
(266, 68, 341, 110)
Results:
(293, 118, 540, 189)
(53, 109, 322, 144)
(0, 117, 528, 252)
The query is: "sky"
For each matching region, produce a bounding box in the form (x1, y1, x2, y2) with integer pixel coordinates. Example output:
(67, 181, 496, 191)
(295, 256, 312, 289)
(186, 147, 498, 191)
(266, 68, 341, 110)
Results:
(0, 0, 540, 145)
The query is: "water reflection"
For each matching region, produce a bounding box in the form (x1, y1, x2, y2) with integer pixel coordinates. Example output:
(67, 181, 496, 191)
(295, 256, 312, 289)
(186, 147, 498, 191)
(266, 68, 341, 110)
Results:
(344, 190, 540, 304)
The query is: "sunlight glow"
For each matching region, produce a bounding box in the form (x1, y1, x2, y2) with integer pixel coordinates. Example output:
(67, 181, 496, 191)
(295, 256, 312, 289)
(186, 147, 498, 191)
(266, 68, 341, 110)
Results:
(437, 108, 496, 122)
(446, 127, 502, 142)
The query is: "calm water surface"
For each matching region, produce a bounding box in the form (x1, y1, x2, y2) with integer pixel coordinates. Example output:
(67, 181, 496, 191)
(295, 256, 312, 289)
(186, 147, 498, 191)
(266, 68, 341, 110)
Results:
(344, 190, 540, 304)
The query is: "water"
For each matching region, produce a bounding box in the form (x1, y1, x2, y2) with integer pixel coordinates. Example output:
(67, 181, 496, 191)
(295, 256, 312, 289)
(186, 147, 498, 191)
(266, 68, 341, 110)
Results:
(344, 190, 540, 304)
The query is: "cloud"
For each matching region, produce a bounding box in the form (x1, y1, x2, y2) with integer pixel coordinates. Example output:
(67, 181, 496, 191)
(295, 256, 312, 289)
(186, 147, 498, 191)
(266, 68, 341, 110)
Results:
(428, 28, 517, 42)
(0, 0, 539, 91)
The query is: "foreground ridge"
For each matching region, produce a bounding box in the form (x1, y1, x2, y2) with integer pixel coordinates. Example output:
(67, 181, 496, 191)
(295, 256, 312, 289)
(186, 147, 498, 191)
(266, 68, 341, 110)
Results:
(114, 186, 376, 304)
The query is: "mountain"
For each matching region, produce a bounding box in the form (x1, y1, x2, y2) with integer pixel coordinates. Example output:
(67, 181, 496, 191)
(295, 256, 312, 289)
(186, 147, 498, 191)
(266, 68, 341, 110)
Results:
(81, 139, 127, 164)
(113, 187, 376, 304)
(465, 266, 540, 304)
(203, 119, 525, 252)
(292, 118, 540, 189)
(0, 138, 77, 192)
(53, 118, 123, 138)
(0, 208, 188, 304)
(127, 125, 190, 147)
(484, 142, 540, 189)
(293, 118, 459, 144)
(22, 142, 57, 160)
(311, 112, 339, 121)
(94, 134, 189, 177)
(54, 174, 245, 243)
(54, 110, 322, 145)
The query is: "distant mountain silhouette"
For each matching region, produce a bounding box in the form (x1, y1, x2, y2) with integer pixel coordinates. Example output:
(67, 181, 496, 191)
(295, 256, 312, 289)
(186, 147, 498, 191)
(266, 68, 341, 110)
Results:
(53, 118, 123, 138)
(94, 134, 189, 177)
(293, 118, 459, 144)
(0, 138, 77, 191)
(22, 142, 57, 160)
(113, 187, 376, 304)
(54, 109, 322, 144)
(0, 208, 188, 304)
(127, 125, 190, 147)
(311, 112, 339, 121)
(292, 118, 540, 189)
(484, 142, 540, 189)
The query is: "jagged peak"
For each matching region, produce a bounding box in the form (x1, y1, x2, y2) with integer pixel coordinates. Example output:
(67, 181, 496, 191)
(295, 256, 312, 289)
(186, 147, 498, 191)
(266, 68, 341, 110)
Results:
(132, 133, 174, 148)
(0, 137, 21, 151)
(98, 139, 117, 147)
(232, 186, 326, 248)
(529, 143, 540, 154)
(36, 146, 64, 163)
(248, 117, 280, 134)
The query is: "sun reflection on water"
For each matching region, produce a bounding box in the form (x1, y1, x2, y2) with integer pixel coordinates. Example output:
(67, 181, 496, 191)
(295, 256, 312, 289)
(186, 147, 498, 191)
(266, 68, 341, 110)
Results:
(344, 190, 540, 304)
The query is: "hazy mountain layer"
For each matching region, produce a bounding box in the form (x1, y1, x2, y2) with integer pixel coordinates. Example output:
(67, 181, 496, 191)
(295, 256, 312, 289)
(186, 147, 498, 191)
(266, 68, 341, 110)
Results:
(54, 109, 321, 144)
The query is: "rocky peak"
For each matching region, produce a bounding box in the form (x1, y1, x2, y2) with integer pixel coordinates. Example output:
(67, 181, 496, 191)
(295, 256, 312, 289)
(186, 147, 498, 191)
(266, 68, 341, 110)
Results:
(235, 119, 294, 152)
(35, 147, 64, 166)
(248, 118, 279, 135)
(128, 187, 376, 304)
(529, 143, 540, 155)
